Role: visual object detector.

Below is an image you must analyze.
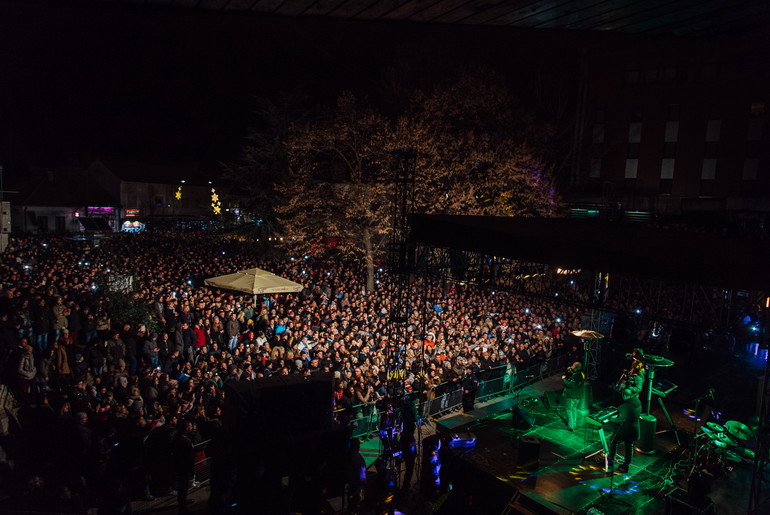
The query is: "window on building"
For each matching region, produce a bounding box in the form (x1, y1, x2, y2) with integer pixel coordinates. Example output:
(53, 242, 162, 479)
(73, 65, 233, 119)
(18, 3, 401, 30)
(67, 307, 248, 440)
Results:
(748, 119, 764, 141)
(594, 109, 606, 123)
(706, 120, 721, 141)
(704, 142, 719, 158)
(746, 141, 761, 158)
(627, 143, 640, 159)
(624, 68, 640, 85)
(55, 216, 66, 233)
(665, 121, 679, 142)
(628, 122, 642, 143)
(592, 124, 605, 144)
(660, 159, 675, 194)
(663, 142, 677, 158)
(590, 159, 602, 178)
(661, 67, 676, 82)
(743, 158, 759, 181)
(625, 159, 639, 179)
(701, 158, 717, 180)
(660, 179, 673, 194)
(702, 65, 717, 82)
(643, 67, 658, 83)
(751, 101, 766, 117)
(700, 180, 715, 197)
(624, 178, 637, 193)
(667, 104, 680, 121)
(661, 159, 675, 179)
(37, 216, 48, 232)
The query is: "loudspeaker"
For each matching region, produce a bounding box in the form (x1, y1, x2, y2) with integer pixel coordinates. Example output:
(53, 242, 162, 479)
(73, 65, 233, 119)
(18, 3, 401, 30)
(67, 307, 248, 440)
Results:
(542, 390, 560, 411)
(512, 405, 534, 430)
(638, 414, 657, 454)
(518, 435, 541, 467)
(664, 486, 715, 514)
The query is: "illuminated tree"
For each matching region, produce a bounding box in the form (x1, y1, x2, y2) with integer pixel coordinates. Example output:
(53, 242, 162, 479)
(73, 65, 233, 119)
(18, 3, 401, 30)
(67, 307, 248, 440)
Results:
(395, 70, 560, 217)
(273, 72, 561, 290)
(277, 92, 394, 290)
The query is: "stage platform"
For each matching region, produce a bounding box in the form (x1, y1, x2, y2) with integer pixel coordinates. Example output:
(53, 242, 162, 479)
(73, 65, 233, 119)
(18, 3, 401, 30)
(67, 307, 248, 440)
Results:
(423, 373, 754, 515)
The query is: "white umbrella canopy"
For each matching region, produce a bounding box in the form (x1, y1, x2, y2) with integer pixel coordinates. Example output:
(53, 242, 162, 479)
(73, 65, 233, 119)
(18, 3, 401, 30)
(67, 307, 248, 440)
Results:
(204, 267, 303, 295)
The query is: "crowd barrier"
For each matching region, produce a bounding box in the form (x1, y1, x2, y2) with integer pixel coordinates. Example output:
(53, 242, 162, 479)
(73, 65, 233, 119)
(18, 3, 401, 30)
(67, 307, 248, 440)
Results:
(348, 353, 567, 439)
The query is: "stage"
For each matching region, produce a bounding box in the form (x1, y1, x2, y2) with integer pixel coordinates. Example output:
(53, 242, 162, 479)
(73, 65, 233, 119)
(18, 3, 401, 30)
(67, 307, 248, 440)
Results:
(425, 372, 756, 515)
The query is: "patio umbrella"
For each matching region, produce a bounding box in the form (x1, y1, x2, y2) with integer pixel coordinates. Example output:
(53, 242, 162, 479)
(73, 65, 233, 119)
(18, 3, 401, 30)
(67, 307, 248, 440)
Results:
(204, 267, 303, 296)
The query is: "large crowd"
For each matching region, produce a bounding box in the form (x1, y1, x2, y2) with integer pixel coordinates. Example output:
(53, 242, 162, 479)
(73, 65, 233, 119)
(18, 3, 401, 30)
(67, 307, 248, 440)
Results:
(0, 231, 582, 512)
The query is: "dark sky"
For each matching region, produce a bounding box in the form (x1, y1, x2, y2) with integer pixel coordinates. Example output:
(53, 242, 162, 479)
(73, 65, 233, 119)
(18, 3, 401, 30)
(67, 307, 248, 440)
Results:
(0, 1, 595, 185)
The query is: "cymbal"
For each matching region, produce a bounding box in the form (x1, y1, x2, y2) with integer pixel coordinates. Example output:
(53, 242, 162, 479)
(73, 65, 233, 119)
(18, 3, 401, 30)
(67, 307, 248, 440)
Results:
(726, 420, 753, 440)
(701, 425, 719, 438)
(724, 450, 742, 463)
(710, 439, 727, 449)
(718, 434, 737, 447)
(641, 354, 674, 367)
(735, 447, 756, 460)
(571, 330, 604, 339)
(705, 422, 724, 432)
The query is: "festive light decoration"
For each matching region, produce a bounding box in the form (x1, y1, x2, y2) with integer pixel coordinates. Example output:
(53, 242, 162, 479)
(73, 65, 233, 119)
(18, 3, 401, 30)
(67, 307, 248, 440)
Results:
(211, 188, 222, 215)
(175, 186, 182, 200)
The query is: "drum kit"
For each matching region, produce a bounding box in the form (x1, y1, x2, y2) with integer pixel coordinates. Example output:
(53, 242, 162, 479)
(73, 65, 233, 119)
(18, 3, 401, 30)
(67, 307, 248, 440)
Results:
(697, 419, 755, 474)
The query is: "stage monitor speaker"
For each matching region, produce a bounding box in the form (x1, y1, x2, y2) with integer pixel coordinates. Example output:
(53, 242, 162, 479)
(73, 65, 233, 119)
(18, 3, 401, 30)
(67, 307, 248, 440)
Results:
(664, 486, 715, 514)
(637, 414, 657, 454)
(512, 405, 534, 430)
(542, 390, 560, 411)
(518, 435, 541, 468)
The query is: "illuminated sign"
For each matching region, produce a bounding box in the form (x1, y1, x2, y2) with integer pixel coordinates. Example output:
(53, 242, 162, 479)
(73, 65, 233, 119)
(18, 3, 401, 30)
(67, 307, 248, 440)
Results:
(87, 206, 114, 216)
(124, 209, 140, 217)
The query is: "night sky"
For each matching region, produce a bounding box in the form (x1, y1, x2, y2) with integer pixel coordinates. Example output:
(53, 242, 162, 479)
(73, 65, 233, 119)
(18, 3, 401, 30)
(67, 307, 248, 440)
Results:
(0, 1, 603, 185)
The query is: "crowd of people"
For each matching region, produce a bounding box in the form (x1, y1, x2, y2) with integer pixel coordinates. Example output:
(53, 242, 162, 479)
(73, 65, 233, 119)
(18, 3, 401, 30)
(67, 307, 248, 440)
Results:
(0, 231, 581, 512)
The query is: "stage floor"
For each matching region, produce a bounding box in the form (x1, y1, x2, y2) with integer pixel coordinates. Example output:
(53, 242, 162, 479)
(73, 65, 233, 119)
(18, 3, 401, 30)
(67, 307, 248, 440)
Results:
(433, 375, 755, 514)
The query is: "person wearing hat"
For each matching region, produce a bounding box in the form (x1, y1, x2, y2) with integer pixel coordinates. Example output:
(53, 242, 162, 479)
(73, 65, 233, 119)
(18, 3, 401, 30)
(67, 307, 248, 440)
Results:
(562, 361, 585, 431)
(461, 366, 479, 413)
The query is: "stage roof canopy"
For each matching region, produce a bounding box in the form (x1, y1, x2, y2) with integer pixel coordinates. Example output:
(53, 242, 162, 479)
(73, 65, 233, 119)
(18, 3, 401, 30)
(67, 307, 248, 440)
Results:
(408, 215, 769, 292)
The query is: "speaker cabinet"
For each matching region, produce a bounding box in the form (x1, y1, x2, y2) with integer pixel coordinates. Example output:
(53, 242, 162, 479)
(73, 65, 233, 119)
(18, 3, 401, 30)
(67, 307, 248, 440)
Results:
(512, 405, 534, 430)
(518, 435, 541, 467)
(542, 390, 560, 411)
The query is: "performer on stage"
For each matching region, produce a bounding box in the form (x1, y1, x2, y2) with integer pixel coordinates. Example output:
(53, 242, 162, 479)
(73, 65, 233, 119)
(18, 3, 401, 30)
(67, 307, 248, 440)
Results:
(608, 387, 642, 473)
(562, 362, 585, 432)
(616, 348, 645, 398)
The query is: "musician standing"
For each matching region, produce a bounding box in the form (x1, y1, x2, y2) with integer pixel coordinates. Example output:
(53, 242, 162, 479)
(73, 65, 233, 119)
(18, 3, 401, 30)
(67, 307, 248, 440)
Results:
(625, 349, 646, 398)
(562, 362, 585, 431)
(608, 387, 641, 473)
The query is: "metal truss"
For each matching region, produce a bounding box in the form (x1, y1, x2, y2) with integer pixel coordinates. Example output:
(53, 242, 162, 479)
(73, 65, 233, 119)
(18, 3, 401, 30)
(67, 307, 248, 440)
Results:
(750, 301, 770, 514)
(385, 151, 417, 397)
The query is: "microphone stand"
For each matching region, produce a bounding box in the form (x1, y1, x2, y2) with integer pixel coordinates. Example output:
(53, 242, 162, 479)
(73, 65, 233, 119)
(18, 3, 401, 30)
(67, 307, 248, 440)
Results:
(687, 389, 714, 478)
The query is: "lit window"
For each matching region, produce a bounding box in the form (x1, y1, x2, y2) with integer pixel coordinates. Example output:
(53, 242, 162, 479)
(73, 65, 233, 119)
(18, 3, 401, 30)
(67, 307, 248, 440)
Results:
(701, 159, 717, 180)
(625, 159, 639, 178)
(660, 159, 675, 179)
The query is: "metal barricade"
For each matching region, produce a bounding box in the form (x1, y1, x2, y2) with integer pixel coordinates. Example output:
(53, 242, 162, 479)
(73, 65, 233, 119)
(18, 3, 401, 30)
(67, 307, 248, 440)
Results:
(344, 354, 568, 440)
